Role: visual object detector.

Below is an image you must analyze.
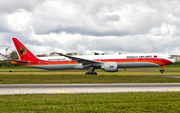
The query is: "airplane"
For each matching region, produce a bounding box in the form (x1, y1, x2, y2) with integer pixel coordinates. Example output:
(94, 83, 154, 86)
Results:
(11, 37, 175, 75)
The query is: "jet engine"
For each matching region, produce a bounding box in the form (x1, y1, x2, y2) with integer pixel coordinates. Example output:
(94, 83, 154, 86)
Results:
(101, 62, 118, 72)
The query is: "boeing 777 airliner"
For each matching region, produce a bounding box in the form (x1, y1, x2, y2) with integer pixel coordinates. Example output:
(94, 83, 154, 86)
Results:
(11, 37, 175, 75)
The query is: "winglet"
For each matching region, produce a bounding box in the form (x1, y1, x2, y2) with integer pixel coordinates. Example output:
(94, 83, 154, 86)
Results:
(12, 37, 38, 60)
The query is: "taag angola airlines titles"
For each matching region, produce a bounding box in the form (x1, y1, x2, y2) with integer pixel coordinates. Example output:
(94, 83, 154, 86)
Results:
(11, 37, 175, 75)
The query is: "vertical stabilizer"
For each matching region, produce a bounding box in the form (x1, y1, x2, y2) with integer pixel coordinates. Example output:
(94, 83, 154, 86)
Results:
(12, 37, 38, 60)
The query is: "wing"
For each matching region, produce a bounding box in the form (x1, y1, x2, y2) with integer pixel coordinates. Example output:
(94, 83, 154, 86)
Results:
(57, 53, 103, 66)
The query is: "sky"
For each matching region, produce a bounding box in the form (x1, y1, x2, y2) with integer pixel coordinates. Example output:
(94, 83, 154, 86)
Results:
(0, 0, 180, 55)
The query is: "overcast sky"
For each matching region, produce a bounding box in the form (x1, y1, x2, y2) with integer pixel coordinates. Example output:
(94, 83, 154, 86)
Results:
(0, 0, 180, 55)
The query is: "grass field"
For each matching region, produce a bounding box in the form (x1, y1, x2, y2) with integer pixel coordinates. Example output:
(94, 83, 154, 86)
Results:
(0, 65, 180, 84)
(0, 72, 180, 84)
(0, 92, 180, 112)
(1, 66, 180, 112)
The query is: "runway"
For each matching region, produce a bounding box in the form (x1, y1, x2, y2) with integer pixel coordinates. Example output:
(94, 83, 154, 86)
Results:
(0, 83, 180, 95)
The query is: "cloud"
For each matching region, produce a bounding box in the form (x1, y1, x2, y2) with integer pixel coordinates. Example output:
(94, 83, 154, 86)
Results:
(0, 0, 44, 13)
(29, 0, 166, 36)
(0, 0, 180, 55)
(149, 23, 176, 36)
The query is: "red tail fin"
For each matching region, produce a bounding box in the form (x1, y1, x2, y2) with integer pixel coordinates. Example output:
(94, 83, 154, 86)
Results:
(12, 37, 38, 60)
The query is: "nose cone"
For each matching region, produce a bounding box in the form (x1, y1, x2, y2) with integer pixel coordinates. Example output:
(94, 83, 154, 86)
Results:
(171, 59, 176, 63)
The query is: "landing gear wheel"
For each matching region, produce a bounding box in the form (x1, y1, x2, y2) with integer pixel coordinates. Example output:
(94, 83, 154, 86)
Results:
(85, 72, 97, 75)
(160, 69, 165, 73)
(85, 72, 90, 75)
(85, 66, 97, 75)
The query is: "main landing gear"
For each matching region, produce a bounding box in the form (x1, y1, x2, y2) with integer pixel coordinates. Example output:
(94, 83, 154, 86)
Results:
(85, 66, 97, 75)
(160, 68, 165, 73)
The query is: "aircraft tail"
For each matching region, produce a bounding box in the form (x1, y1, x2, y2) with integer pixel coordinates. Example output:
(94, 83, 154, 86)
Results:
(12, 37, 38, 60)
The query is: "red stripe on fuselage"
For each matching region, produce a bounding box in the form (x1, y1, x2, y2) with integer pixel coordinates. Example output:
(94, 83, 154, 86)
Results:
(97, 58, 172, 66)
(11, 58, 173, 67)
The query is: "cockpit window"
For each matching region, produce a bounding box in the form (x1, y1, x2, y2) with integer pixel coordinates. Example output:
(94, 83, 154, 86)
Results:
(169, 57, 173, 59)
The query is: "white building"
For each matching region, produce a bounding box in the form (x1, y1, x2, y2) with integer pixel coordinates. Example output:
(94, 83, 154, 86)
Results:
(0, 54, 6, 61)
(170, 55, 180, 62)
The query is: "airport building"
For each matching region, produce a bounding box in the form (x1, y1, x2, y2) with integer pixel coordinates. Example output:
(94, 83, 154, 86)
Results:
(0, 54, 6, 61)
(170, 55, 180, 62)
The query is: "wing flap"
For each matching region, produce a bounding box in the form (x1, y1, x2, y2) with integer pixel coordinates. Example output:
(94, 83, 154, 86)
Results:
(57, 53, 103, 66)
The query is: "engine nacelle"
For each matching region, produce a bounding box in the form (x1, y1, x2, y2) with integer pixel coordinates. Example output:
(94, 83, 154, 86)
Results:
(102, 62, 118, 72)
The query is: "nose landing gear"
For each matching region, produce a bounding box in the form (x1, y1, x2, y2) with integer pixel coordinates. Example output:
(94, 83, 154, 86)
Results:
(160, 68, 165, 73)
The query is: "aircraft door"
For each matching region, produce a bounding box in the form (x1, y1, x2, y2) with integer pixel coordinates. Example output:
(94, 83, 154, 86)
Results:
(68, 58, 71, 64)
(159, 56, 162, 61)
(135, 58, 138, 62)
(38, 60, 42, 64)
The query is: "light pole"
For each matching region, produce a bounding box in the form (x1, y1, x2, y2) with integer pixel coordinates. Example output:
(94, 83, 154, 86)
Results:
(5, 46, 10, 60)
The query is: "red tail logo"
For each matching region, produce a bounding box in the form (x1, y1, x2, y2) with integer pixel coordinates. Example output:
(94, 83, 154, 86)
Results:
(12, 37, 38, 60)
(18, 47, 27, 56)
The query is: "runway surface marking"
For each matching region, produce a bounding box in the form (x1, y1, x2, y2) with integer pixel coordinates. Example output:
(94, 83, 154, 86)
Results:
(1, 83, 180, 95)
(166, 88, 180, 91)
(46, 90, 72, 93)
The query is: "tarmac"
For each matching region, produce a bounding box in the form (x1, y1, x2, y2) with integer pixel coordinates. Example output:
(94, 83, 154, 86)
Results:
(0, 83, 180, 95)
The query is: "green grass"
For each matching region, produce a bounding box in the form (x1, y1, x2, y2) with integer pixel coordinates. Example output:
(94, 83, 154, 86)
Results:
(0, 71, 180, 84)
(0, 65, 180, 84)
(0, 92, 180, 112)
(0, 66, 34, 69)
(0, 65, 180, 112)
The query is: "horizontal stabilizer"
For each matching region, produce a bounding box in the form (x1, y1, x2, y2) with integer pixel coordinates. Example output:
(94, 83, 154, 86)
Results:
(11, 60, 30, 63)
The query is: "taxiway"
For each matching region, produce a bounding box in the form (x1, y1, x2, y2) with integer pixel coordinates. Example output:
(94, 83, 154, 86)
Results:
(0, 83, 180, 95)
